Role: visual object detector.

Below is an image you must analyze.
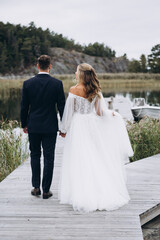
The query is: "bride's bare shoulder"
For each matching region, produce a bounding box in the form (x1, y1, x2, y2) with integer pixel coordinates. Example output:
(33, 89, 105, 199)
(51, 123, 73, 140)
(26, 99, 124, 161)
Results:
(69, 84, 86, 98)
(69, 86, 77, 94)
(69, 85, 82, 94)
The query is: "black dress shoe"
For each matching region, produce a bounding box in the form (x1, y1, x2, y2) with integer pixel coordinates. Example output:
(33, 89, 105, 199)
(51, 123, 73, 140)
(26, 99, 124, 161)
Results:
(43, 191, 53, 199)
(31, 188, 41, 196)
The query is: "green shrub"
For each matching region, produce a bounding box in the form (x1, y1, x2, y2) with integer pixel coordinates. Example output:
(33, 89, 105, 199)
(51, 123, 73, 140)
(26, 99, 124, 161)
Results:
(0, 120, 29, 182)
(127, 117, 160, 162)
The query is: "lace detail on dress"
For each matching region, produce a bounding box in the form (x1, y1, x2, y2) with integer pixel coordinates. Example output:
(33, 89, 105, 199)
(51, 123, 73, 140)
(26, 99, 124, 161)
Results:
(60, 92, 98, 133)
(73, 94, 96, 114)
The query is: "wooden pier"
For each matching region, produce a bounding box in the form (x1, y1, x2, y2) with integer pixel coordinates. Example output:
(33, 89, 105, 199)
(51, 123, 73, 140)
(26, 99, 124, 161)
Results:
(0, 136, 160, 240)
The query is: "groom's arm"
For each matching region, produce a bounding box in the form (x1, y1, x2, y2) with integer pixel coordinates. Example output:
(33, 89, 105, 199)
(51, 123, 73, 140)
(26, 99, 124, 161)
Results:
(57, 81, 65, 120)
(20, 81, 29, 131)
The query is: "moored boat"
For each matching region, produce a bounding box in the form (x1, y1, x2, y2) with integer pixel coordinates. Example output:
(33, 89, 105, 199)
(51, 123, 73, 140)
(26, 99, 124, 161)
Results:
(131, 98, 160, 121)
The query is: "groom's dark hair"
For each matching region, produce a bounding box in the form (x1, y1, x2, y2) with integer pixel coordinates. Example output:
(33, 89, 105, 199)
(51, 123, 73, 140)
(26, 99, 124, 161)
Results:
(37, 55, 51, 70)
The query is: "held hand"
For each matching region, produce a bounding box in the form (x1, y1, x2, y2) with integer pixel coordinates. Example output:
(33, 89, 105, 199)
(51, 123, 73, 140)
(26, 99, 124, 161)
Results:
(23, 127, 28, 133)
(112, 111, 116, 116)
(59, 131, 66, 138)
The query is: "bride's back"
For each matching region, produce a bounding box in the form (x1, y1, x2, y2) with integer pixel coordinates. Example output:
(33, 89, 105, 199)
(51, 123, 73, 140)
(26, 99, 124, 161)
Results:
(69, 85, 97, 115)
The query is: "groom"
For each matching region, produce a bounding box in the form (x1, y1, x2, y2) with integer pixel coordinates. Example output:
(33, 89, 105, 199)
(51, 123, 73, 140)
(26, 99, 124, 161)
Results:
(20, 55, 65, 199)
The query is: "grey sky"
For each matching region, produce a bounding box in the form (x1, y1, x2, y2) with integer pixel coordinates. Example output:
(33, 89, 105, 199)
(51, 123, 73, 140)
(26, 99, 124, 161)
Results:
(0, 0, 160, 59)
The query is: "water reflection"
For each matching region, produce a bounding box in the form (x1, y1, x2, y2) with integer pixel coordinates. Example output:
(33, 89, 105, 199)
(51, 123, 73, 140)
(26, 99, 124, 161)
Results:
(0, 88, 22, 121)
(0, 88, 160, 121)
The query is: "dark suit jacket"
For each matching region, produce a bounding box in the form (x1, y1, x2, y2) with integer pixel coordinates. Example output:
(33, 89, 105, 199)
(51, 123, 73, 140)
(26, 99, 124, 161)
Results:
(20, 73, 65, 133)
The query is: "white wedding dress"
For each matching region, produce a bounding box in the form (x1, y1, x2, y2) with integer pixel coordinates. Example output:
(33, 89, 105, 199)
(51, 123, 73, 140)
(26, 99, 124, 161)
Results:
(58, 92, 133, 212)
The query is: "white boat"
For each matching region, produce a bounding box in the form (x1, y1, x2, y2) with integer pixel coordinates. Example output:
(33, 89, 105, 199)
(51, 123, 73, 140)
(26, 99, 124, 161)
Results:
(105, 96, 134, 121)
(131, 98, 160, 121)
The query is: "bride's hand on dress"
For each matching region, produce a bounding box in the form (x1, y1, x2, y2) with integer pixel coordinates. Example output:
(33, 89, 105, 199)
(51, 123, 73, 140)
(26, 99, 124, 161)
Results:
(59, 131, 66, 138)
(112, 111, 116, 116)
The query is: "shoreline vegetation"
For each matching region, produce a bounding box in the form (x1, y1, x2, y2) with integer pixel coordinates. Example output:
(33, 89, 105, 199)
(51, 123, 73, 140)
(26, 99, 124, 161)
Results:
(0, 120, 29, 182)
(1, 72, 160, 80)
(127, 117, 160, 162)
(1, 73, 160, 94)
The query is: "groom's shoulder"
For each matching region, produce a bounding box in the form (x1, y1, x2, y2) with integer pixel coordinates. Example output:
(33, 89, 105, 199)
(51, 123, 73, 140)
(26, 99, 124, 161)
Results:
(23, 75, 37, 86)
(23, 75, 62, 87)
(50, 75, 62, 84)
(49, 76, 63, 88)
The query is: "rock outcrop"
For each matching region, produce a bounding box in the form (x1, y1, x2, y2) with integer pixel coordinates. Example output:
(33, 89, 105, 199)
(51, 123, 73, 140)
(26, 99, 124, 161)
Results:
(0, 47, 129, 77)
(50, 48, 128, 74)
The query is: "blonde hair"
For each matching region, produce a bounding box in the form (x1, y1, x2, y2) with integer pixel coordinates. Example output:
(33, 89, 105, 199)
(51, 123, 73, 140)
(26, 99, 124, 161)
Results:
(77, 63, 101, 102)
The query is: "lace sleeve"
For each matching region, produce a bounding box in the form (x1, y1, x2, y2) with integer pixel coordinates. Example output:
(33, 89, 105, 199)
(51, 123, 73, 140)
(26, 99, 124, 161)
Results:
(95, 92, 112, 116)
(60, 93, 75, 133)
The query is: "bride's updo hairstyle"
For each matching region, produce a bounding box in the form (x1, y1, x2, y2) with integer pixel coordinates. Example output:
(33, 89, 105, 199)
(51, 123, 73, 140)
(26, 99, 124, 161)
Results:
(77, 63, 101, 102)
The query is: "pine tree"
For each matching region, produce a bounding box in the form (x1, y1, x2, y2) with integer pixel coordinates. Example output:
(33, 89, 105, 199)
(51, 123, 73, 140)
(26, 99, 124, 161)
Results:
(0, 42, 8, 73)
(128, 59, 141, 73)
(148, 44, 160, 73)
(140, 54, 147, 72)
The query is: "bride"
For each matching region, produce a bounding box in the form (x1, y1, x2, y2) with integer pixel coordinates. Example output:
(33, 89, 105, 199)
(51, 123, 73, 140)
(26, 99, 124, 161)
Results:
(58, 63, 133, 212)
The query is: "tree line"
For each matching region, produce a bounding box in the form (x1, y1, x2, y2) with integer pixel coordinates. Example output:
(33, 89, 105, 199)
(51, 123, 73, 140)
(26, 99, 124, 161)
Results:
(0, 21, 160, 74)
(128, 44, 160, 73)
(0, 21, 116, 74)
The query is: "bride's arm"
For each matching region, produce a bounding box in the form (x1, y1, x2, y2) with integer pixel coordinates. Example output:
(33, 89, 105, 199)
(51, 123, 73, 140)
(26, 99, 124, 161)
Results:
(95, 92, 116, 117)
(95, 96, 104, 116)
(94, 92, 108, 116)
(59, 93, 75, 135)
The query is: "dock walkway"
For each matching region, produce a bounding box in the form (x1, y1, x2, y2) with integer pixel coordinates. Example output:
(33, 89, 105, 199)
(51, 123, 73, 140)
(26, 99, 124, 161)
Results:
(0, 136, 160, 240)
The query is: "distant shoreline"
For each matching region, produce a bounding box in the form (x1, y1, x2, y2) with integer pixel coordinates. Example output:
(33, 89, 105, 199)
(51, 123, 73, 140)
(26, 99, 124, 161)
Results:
(1, 72, 160, 81)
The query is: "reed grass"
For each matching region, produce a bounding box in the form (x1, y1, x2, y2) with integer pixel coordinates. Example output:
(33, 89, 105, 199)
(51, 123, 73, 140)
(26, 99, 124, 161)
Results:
(0, 120, 29, 182)
(127, 117, 160, 162)
(1, 73, 160, 90)
(55, 73, 160, 92)
(97, 73, 160, 81)
(1, 74, 160, 99)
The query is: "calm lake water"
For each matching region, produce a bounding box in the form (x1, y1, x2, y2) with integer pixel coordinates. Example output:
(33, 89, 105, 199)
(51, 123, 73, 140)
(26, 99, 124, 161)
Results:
(0, 86, 160, 121)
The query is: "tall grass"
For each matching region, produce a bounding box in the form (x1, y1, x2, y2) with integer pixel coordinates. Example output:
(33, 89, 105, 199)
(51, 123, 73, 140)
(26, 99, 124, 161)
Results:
(1, 73, 160, 95)
(53, 73, 160, 93)
(127, 117, 160, 162)
(96, 73, 160, 81)
(0, 120, 29, 182)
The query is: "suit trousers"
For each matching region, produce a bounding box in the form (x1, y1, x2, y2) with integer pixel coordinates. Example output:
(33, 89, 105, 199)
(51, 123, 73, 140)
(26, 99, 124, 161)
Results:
(28, 132, 57, 193)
